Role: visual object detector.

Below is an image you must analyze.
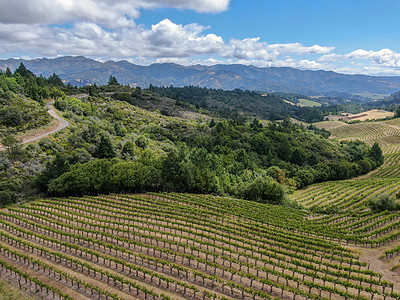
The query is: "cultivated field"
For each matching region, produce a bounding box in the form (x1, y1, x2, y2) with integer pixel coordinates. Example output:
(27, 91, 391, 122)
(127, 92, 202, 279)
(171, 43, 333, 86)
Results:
(0, 193, 399, 299)
(297, 117, 400, 209)
(295, 117, 400, 283)
(315, 117, 400, 146)
(2, 118, 400, 299)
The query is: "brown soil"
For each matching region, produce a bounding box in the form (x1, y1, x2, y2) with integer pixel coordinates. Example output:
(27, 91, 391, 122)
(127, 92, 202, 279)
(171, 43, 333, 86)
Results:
(348, 245, 400, 291)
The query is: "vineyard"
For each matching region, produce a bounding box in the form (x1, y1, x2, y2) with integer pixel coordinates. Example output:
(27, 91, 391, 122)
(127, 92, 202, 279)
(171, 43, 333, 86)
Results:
(315, 118, 400, 147)
(0, 193, 398, 299)
(297, 117, 400, 211)
(293, 116, 400, 287)
(2, 116, 400, 299)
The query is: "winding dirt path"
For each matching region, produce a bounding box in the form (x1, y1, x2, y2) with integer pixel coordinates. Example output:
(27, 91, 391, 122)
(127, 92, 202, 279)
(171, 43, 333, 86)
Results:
(0, 101, 70, 152)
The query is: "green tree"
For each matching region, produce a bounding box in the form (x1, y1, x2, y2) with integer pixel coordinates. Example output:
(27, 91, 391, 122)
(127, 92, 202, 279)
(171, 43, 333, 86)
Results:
(48, 159, 112, 196)
(209, 119, 216, 128)
(47, 73, 64, 86)
(35, 153, 70, 192)
(395, 105, 400, 118)
(97, 135, 115, 159)
(239, 175, 286, 205)
(368, 194, 399, 212)
(369, 142, 384, 165)
(290, 148, 307, 166)
(122, 141, 136, 157)
(14, 63, 34, 78)
(135, 135, 148, 149)
(0, 107, 24, 126)
(108, 75, 119, 86)
(5, 67, 12, 77)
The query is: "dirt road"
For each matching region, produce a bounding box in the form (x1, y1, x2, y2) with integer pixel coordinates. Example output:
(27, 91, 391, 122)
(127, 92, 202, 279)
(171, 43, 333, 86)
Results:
(0, 102, 70, 151)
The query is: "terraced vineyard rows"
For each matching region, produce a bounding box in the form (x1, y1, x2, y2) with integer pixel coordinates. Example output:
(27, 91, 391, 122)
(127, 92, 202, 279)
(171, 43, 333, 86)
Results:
(294, 179, 400, 211)
(318, 119, 400, 146)
(298, 117, 400, 279)
(0, 193, 398, 299)
(297, 117, 400, 211)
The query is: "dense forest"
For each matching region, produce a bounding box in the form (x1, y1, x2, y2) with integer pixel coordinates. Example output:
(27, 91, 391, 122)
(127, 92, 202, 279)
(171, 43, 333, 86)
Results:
(0, 65, 385, 207)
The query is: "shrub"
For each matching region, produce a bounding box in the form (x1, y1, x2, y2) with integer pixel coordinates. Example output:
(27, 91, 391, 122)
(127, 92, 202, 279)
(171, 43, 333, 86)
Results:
(367, 194, 399, 212)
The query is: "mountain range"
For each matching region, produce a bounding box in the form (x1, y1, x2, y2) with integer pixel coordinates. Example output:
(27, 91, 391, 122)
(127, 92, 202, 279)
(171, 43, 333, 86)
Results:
(1, 56, 400, 95)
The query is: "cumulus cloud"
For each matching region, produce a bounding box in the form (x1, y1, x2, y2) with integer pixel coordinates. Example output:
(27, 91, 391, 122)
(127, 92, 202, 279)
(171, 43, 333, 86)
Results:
(222, 38, 334, 62)
(0, 19, 333, 66)
(346, 48, 400, 67)
(319, 48, 400, 74)
(0, 0, 230, 27)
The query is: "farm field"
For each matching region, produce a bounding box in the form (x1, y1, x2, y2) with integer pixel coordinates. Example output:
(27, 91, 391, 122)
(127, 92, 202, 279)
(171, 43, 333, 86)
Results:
(320, 110, 394, 123)
(296, 117, 400, 210)
(294, 117, 400, 287)
(2, 116, 400, 299)
(0, 193, 399, 299)
(315, 117, 400, 146)
(297, 98, 322, 107)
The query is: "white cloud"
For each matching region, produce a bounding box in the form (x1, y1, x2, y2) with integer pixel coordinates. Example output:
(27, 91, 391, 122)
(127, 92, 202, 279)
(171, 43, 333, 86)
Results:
(346, 48, 400, 67)
(318, 48, 400, 74)
(0, 0, 230, 27)
(318, 53, 345, 62)
(144, 19, 224, 57)
(0, 19, 331, 67)
(222, 38, 334, 62)
(142, 0, 230, 13)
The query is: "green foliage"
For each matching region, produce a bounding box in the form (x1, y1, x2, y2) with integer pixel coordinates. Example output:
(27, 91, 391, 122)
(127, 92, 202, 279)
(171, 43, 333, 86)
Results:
(152, 86, 298, 120)
(369, 142, 384, 165)
(238, 175, 286, 205)
(48, 159, 113, 196)
(135, 135, 148, 149)
(0, 64, 386, 207)
(47, 73, 64, 86)
(367, 194, 399, 212)
(108, 75, 119, 86)
(97, 135, 115, 159)
(395, 105, 400, 118)
(0, 190, 14, 207)
(122, 141, 136, 157)
(14, 63, 34, 78)
(0, 107, 24, 126)
(35, 153, 70, 192)
(1, 134, 22, 160)
(55, 96, 93, 116)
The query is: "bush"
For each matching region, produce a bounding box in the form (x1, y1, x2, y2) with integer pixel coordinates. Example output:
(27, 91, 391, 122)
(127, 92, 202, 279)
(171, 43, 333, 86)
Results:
(0, 190, 14, 206)
(367, 194, 399, 212)
(238, 176, 286, 205)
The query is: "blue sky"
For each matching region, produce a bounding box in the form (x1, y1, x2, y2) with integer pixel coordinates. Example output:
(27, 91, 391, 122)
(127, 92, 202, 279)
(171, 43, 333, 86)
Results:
(138, 0, 400, 51)
(1, 0, 400, 75)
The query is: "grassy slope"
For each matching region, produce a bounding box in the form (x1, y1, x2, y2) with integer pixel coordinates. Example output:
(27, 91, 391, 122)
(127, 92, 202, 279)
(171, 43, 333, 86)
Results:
(0, 93, 51, 135)
(297, 98, 322, 107)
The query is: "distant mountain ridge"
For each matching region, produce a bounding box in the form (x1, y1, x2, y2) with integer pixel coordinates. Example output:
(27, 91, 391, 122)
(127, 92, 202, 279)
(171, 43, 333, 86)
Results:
(1, 56, 400, 95)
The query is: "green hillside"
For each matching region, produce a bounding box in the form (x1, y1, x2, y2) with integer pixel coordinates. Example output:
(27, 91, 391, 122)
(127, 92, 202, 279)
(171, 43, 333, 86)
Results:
(0, 64, 384, 206)
(1, 64, 400, 299)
